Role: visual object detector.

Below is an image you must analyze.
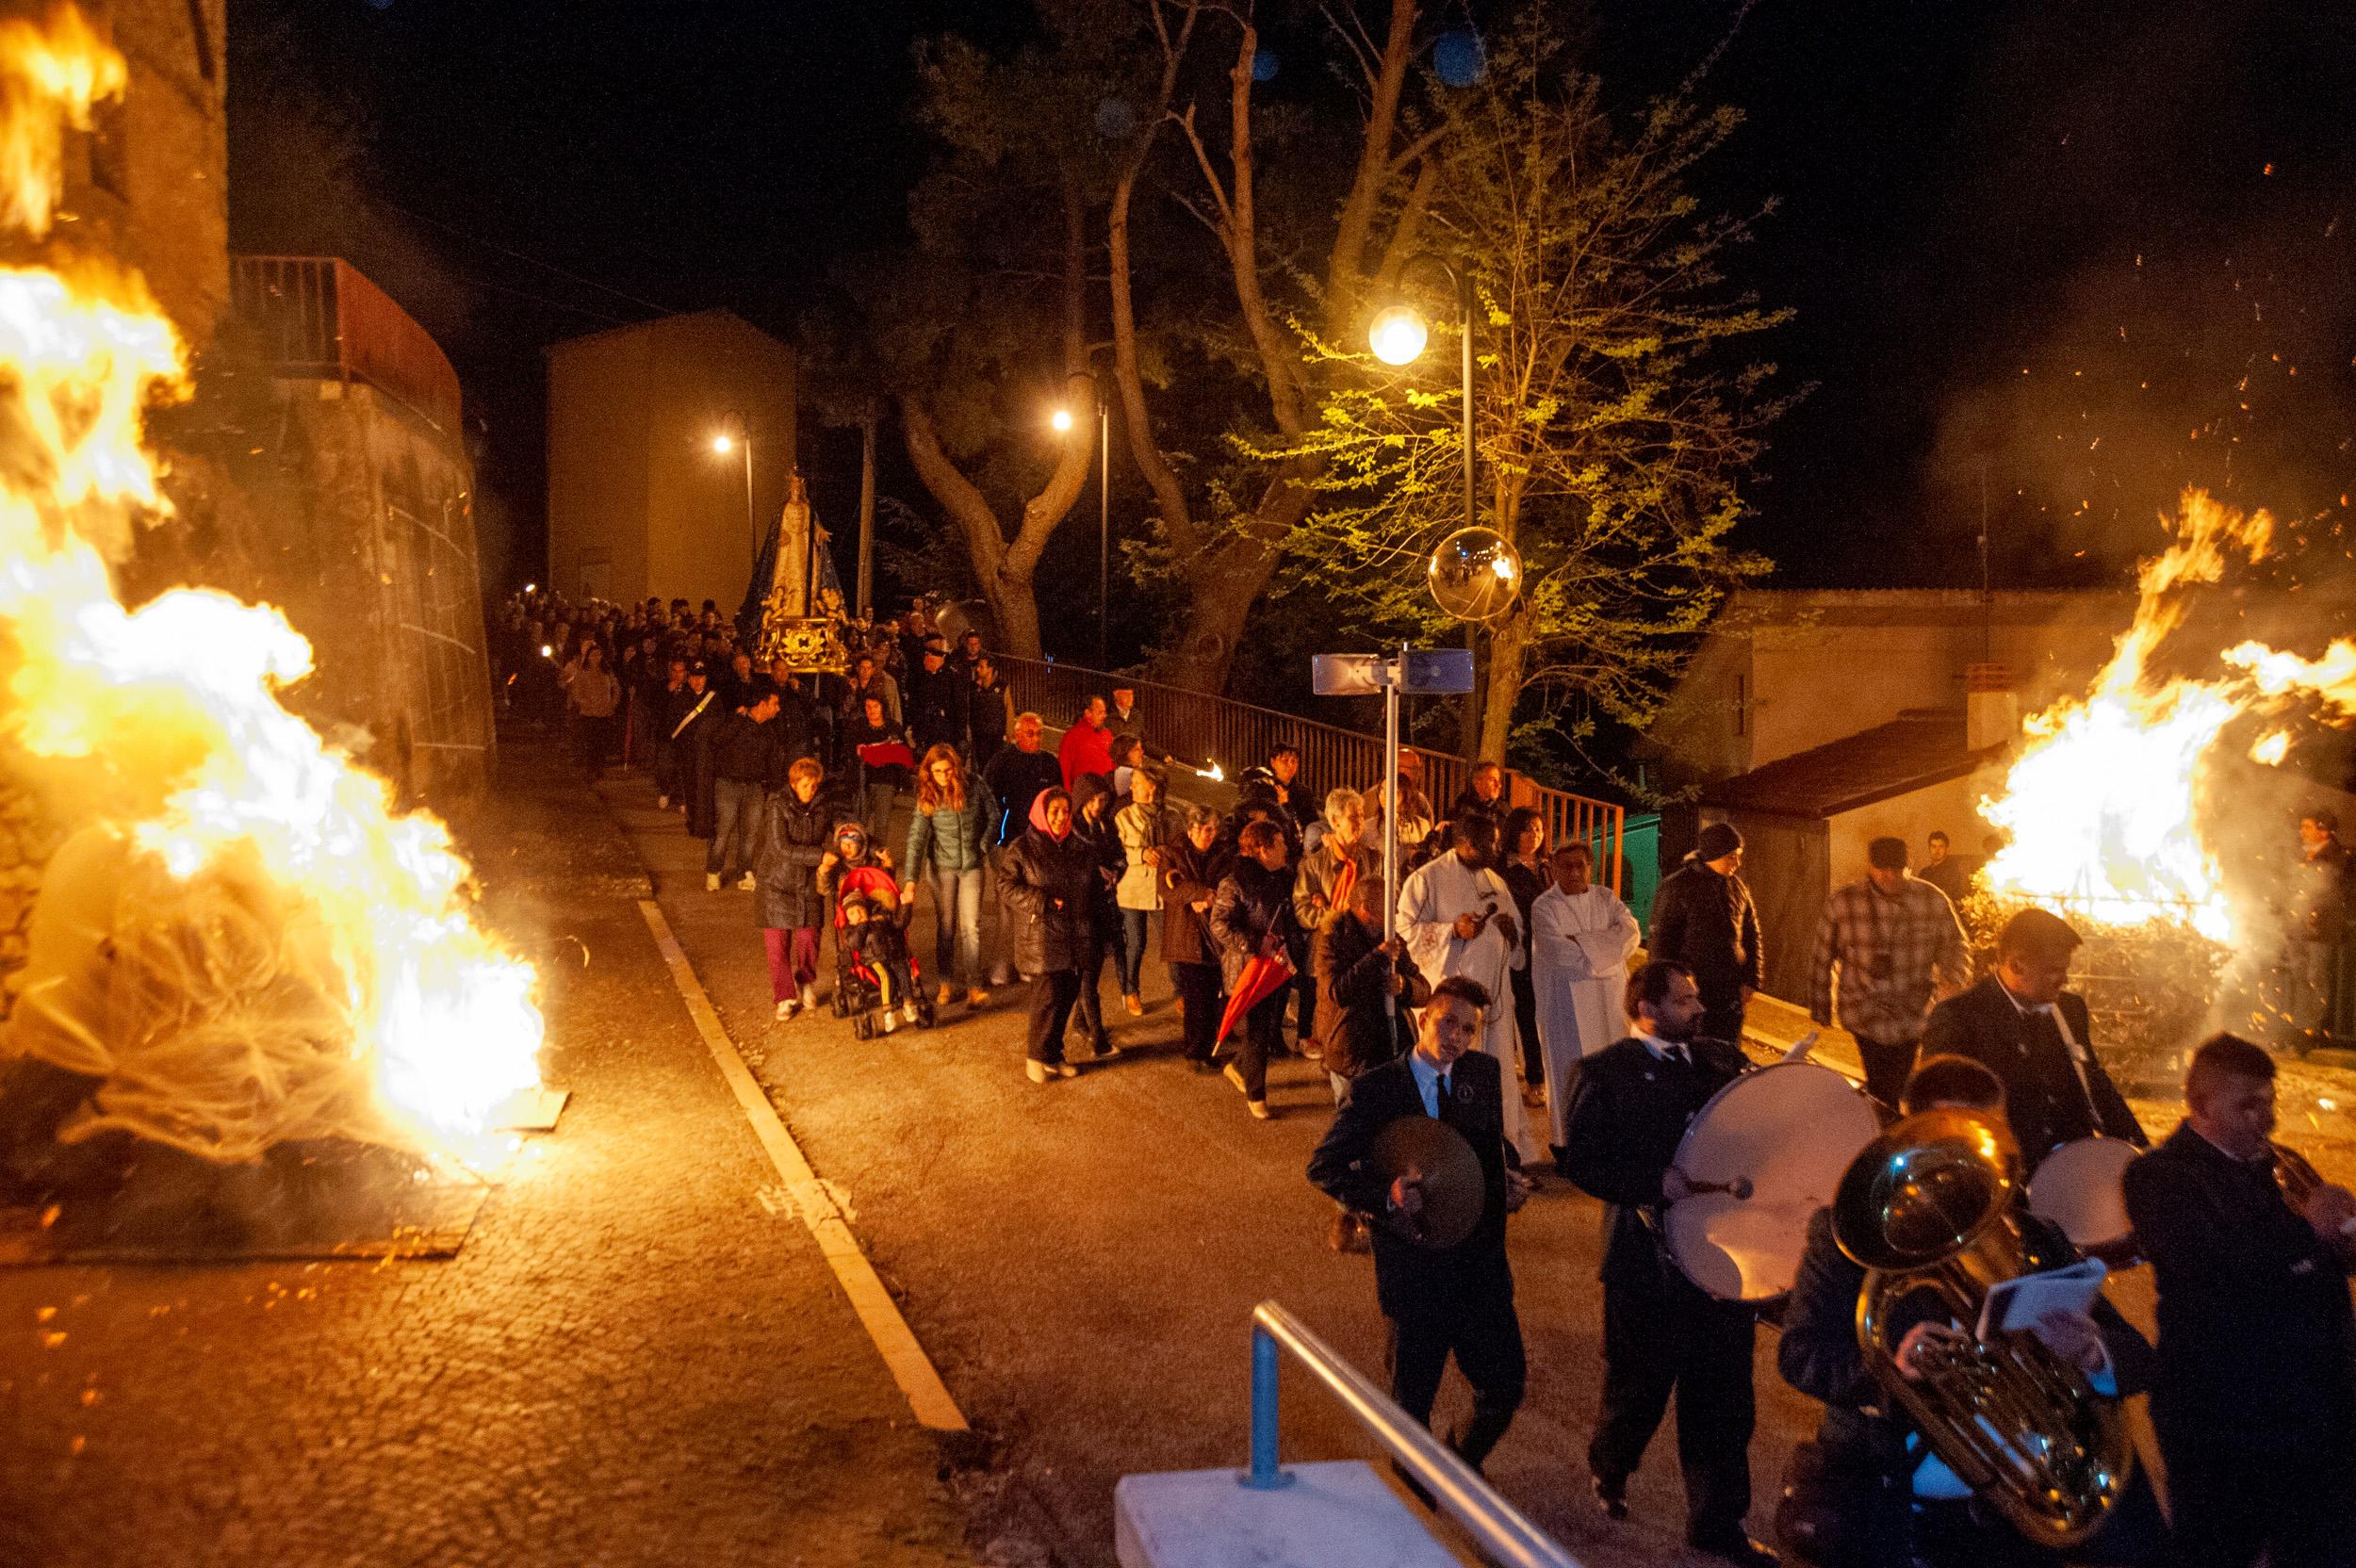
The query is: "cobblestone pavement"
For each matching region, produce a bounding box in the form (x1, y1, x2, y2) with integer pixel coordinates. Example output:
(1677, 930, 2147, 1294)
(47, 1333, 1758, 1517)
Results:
(0, 743, 971, 1568)
(621, 769, 1835, 1568)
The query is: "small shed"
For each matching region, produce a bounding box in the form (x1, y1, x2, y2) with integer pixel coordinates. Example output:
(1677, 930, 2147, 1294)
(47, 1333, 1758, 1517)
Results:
(1698, 712, 2007, 1000)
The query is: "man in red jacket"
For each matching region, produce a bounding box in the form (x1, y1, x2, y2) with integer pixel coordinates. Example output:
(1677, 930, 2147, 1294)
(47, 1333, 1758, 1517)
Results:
(1057, 694, 1116, 789)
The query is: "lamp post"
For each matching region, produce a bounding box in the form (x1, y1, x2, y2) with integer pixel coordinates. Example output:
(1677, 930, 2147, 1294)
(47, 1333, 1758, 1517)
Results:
(1053, 376, 1111, 669)
(1372, 255, 1480, 751)
(1370, 255, 1477, 553)
(712, 412, 756, 574)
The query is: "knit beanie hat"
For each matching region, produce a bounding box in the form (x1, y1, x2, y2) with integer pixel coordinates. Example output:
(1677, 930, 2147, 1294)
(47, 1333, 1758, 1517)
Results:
(1696, 822, 1743, 862)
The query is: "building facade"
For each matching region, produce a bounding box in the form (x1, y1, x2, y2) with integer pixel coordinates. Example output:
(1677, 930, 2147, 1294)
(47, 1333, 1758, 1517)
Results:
(544, 310, 796, 613)
(1645, 590, 2134, 998)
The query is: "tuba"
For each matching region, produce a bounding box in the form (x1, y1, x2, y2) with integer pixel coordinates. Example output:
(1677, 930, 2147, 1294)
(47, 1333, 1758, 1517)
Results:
(1831, 1108, 2133, 1548)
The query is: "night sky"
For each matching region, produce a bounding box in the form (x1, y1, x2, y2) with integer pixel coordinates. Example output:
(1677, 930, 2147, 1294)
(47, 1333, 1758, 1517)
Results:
(227, 0, 2356, 611)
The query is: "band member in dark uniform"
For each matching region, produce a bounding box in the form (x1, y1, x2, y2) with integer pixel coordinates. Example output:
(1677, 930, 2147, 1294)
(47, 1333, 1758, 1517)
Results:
(2122, 1033, 2356, 1568)
(1918, 907, 2143, 1174)
(1776, 1054, 2156, 1567)
(1560, 959, 1775, 1564)
(1307, 976, 1530, 1473)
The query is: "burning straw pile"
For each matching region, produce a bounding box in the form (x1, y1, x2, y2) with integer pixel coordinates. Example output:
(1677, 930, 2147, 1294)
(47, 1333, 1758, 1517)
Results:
(0, 9, 541, 1222)
(1970, 488, 2356, 1078)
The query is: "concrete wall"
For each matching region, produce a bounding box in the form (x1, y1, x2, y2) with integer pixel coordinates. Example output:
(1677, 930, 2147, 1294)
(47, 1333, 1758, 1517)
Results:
(1713, 760, 2010, 1003)
(1651, 591, 2132, 786)
(546, 310, 795, 612)
(1824, 762, 2008, 894)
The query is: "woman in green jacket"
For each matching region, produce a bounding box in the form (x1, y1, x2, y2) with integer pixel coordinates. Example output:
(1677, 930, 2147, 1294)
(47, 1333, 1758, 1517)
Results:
(904, 743, 997, 1007)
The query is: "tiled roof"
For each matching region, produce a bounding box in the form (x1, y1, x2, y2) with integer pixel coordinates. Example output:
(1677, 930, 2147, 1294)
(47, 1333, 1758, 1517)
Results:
(1700, 713, 2006, 818)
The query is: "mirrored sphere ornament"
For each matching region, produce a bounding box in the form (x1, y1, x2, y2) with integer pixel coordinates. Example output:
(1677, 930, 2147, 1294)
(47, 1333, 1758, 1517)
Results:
(1428, 527, 1522, 622)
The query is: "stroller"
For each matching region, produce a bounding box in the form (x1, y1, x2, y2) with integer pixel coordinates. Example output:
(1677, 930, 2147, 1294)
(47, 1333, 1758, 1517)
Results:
(828, 858, 936, 1039)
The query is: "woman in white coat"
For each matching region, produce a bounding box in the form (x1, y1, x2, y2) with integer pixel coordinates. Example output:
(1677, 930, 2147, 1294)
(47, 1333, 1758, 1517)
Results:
(1530, 841, 1642, 1159)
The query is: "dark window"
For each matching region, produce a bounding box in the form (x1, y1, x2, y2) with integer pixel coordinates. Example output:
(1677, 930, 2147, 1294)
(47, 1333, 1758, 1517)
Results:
(87, 97, 127, 199)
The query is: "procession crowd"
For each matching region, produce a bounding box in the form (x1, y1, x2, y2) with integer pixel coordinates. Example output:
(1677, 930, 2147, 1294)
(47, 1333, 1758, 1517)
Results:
(499, 586, 2356, 1568)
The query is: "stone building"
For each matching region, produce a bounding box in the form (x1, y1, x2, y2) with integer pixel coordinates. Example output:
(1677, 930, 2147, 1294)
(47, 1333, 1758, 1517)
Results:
(43, 0, 231, 346)
(200, 254, 495, 802)
(544, 310, 797, 613)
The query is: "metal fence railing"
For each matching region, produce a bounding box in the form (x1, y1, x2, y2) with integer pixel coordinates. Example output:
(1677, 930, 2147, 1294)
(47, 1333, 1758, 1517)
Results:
(997, 655, 1628, 894)
(230, 255, 465, 434)
(1244, 1300, 1583, 1568)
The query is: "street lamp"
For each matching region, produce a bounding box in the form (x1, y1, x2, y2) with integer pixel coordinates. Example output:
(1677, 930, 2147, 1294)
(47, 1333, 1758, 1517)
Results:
(711, 412, 756, 573)
(1053, 378, 1110, 669)
(1370, 255, 1478, 553)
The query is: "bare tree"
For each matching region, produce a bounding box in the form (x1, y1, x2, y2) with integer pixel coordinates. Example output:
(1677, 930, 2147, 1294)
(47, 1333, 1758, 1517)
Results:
(1108, 0, 1442, 688)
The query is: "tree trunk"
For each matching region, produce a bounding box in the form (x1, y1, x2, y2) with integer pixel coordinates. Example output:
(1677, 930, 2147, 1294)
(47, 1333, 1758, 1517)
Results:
(1458, 623, 1482, 760)
(1477, 601, 1531, 764)
(892, 175, 1092, 662)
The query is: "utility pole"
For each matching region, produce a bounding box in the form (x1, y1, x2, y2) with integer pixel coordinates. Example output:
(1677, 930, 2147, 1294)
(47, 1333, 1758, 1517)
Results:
(858, 399, 879, 621)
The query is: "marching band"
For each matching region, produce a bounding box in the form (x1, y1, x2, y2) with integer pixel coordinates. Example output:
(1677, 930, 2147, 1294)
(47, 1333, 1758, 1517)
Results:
(1306, 879, 2356, 1566)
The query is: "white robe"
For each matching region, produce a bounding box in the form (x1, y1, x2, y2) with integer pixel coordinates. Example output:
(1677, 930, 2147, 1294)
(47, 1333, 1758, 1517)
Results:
(1398, 853, 1541, 1161)
(1530, 882, 1642, 1149)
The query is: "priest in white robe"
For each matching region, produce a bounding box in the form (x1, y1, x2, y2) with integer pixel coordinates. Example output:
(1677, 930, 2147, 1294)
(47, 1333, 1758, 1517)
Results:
(1530, 841, 1642, 1156)
(1398, 816, 1542, 1162)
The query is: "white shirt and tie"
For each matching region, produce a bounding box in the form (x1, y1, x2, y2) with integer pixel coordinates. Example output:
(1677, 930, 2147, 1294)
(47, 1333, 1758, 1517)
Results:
(1407, 1051, 1455, 1118)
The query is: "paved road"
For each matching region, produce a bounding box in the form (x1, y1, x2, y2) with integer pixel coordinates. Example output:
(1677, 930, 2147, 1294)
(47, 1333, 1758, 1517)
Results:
(622, 768, 1828, 1568)
(0, 747, 969, 1568)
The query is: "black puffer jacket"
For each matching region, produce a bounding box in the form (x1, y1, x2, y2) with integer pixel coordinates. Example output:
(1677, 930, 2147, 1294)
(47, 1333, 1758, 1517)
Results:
(1208, 857, 1299, 994)
(755, 785, 837, 929)
(997, 802, 1098, 976)
(1070, 776, 1123, 933)
(1646, 858, 1763, 1005)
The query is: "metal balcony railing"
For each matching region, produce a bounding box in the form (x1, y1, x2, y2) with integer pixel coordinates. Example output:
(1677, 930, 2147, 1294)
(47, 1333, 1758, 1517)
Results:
(1245, 1300, 1584, 1568)
(997, 654, 1628, 893)
(230, 255, 464, 435)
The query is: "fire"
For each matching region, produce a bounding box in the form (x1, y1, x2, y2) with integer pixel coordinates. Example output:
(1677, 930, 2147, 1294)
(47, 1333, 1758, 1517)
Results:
(0, 10, 539, 1164)
(1981, 489, 2353, 947)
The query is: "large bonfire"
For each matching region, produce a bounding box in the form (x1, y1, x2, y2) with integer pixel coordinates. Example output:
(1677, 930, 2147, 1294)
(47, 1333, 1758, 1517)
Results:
(0, 8, 540, 1173)
(1977, 487, 2356, 1051)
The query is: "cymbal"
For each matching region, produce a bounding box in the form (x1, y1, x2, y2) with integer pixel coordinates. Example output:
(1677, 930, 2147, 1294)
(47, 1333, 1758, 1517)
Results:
(1369, 1115, 1484, 1250)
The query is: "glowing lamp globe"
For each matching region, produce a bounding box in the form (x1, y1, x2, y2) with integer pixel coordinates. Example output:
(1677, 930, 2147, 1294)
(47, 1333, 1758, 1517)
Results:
(1428, 527, 1522, 622)
(712, 433, 733, 454)
(1051, 407, 1075, 433)
(1368, 304, 1430, 367)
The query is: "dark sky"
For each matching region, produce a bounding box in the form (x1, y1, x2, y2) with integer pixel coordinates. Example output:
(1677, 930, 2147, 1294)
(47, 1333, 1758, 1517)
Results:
(228, 0, 2356, 604)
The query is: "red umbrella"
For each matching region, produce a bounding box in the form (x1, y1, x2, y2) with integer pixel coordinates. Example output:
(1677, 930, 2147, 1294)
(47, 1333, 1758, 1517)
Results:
(1216, 949, 1297, 1046)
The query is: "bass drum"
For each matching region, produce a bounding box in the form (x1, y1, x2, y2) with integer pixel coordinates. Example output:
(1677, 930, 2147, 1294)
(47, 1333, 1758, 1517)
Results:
(2027, 1135, 2142, 1266)
(1664, 1062, 1885, 1302)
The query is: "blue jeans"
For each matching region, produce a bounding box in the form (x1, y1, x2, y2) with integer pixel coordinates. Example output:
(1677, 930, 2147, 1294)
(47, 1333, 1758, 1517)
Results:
(929, 866, 985, 988)
(706, 777, 761, 876)
(1119, 908, 1155, 994)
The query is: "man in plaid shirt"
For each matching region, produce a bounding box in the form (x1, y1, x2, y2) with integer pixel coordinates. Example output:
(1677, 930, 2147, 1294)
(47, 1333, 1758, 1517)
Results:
(1808, 836, 1970, 1106)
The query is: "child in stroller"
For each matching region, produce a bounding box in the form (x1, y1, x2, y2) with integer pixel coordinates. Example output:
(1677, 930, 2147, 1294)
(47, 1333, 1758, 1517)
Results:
(820, 821, 933, 1037)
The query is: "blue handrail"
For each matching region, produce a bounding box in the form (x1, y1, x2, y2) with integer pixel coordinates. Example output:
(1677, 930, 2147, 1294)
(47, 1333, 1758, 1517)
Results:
(1244, 1299, 1585, 1568)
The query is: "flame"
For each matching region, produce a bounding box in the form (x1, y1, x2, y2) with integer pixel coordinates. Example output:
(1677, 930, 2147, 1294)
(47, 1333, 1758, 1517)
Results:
(1981, 489, 2355, 947)
(1201, 760, 1224, 782)
(0, 11, 538, 1163)
(0, 6, 121, 236)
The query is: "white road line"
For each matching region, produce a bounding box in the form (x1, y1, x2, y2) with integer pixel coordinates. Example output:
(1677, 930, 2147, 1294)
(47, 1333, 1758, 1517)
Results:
(637, 899, 970, 1433)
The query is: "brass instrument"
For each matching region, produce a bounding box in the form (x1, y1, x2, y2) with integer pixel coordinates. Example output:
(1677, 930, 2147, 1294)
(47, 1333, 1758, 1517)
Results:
(1832, 1108, 2133, 1548)
(2272, 1141, 2356, 1235)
